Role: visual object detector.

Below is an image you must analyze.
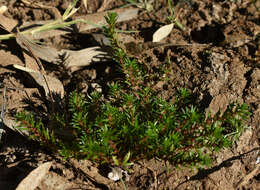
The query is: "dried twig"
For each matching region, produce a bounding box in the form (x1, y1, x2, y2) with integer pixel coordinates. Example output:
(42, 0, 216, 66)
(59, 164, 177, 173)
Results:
(0, 86, 6, 142)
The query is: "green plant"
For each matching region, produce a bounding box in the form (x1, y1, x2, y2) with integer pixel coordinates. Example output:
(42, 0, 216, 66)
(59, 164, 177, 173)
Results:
(167, 0, 184, 31)
(112, 152, 134, 173)
(16, 12, 250, 168)
(112, 152, 132, 189)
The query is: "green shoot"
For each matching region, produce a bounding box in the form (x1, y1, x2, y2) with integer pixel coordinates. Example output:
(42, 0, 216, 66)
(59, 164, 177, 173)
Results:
(167, 0, 184, 31)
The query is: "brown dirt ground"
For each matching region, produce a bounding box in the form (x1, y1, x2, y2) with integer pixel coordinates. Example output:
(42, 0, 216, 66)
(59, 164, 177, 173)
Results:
(0, 0, 260, 189)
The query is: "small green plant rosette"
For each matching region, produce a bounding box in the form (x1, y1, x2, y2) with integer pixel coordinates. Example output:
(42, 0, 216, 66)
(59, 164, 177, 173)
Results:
(15, 12, 251, 168)
(16, 88, 250, 167)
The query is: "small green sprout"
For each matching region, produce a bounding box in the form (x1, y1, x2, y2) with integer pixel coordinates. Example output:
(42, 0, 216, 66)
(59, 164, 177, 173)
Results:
(167, 0, 184, 31)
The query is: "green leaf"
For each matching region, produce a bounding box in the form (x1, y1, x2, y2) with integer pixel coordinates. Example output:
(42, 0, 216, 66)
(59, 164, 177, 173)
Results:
(112, 156, 119, 166)
(123, 152, 131, 165)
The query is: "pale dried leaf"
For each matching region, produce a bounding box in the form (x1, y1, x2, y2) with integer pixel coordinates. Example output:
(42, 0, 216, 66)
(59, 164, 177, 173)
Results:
(16, 162, 52, 190)
(30, 72, 64, 98)
(152, 23, 174, 42)
(16, 32, 46, 77)
(0, 5, 7, 14)
(82, 0, 87, 10)
(0, 14, 18, 31)
(3, 116, 30, 136)
(13, 65, 64, 98)
(13, 64, 37, 73)
(61, 46, 111, 72)
(23, 51, 42, 71)
(16, 33, 59, 63)
(0, 50, 24, 73)
(116, 8, 139, 23)
(16, 31, 111, 70)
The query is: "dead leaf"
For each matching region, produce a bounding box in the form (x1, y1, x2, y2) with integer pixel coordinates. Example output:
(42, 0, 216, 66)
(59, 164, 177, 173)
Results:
(3, 117, 30, 137)
(152, 23, 174, 42)
(16, 162, 52, 190)
(0, 50, 24, 73)
(15, 40, 111, 72)
(61, 46, 111, 71)
(0, 14, 18, 32)
(82, 0, 88, 10)
(13, 65, 64, 98)
(16, 32, 59, 64)
(23, 51, 42, 71)
(0, 5, 7, 14)
(15, 31, 111, 72)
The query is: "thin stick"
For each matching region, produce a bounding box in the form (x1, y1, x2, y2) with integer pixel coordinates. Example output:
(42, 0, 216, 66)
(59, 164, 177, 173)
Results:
(0, 86, 6, 142)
